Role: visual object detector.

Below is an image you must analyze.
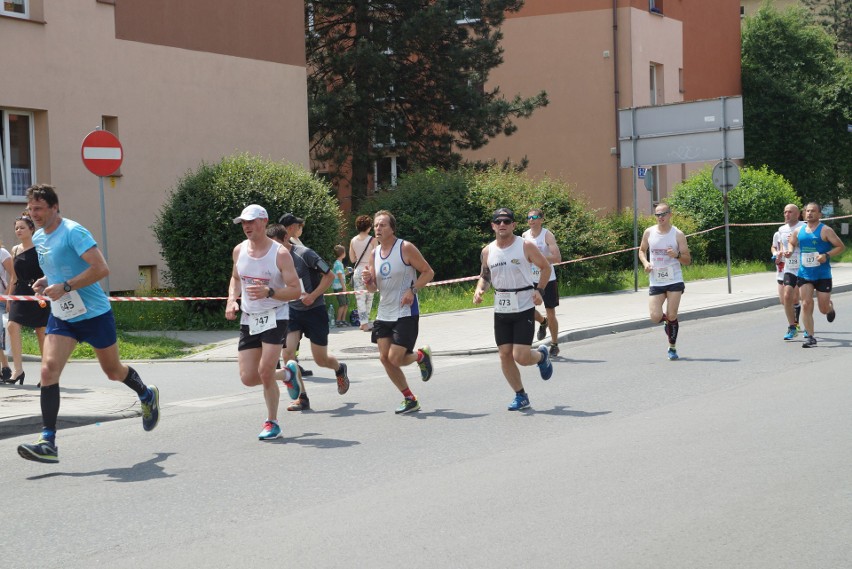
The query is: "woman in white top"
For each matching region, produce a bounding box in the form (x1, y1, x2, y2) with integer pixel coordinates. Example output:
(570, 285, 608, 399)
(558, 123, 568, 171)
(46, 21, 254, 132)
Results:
(0, 239, 13, 382)
(349, 214, 377, 331)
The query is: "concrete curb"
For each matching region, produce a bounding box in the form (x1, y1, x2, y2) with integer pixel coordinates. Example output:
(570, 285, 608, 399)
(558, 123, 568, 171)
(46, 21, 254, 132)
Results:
(0, 409, 138, 440)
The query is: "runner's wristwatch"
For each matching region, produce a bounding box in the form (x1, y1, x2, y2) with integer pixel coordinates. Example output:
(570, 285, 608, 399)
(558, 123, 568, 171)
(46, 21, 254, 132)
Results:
(63, 281, 72, 292)
(267, 287, 275, 298)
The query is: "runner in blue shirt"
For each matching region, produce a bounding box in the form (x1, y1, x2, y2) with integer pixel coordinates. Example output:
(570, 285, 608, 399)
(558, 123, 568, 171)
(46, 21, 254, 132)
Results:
(16, 184, 161, 464)
(787, 202, 846, 348)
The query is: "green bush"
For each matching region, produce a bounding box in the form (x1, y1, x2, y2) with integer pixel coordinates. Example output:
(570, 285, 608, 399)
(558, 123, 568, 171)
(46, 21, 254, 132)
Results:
(359, 169, 489, 281)
(153, 154, 343, 312)
(668, 165, 800, 262)
(468, 168, 621, 283)
(356, 167, 621, 284)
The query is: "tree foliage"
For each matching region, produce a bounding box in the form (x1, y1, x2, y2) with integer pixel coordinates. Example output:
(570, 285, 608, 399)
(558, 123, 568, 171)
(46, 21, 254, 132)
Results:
(668, 165, 801, 262)
(153, 154, 342, 301)
(355, 167, 619, 282)
(802, 0, 852, 55)
(307, 0, 548, 211)
(741, 5, 852, 206)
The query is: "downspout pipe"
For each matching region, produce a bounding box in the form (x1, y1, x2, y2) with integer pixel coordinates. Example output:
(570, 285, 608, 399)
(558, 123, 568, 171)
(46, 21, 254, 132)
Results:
(612, 0, 622, 211)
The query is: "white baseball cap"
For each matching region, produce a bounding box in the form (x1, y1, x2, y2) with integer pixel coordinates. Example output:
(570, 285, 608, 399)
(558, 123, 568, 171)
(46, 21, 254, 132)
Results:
(233, 204, 268, 224)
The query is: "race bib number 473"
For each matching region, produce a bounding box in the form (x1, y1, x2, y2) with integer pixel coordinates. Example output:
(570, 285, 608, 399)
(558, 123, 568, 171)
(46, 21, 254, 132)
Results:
(494, 290, 521, 314)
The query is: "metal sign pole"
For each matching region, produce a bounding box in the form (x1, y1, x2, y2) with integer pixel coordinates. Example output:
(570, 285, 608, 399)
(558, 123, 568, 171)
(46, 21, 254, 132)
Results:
(632, 108, 639, 292)
(98, 175, 111, 294)
(721, 98, 732, 294)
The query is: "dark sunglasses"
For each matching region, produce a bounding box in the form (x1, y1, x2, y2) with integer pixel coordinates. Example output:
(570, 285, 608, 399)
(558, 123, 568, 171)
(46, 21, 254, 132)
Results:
(654, 211, 670, 218)
(493, 218, 514, 225)
(527, 214, 542, 220)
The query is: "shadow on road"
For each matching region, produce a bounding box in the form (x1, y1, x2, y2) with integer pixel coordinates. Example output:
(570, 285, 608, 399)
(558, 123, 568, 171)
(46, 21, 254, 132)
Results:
(270, 432, 360, 449)
(409, 408, 489, 421)
(524, 405, 611, 418)
(27, 452, 177, 483)
(311, 402, 384, 418)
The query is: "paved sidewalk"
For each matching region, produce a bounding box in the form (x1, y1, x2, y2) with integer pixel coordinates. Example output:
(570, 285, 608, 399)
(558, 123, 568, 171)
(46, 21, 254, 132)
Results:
(2, 264, 851, 439)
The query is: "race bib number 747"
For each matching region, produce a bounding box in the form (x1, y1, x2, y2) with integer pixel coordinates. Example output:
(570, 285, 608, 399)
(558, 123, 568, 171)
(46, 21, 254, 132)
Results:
(248, 308, 277, 335)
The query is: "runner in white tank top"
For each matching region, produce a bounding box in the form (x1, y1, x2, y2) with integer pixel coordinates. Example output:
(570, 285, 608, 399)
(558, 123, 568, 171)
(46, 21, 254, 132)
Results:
(473, 207, 555, 411)
(638, 203, 691, 361)
(226, 204, 302, 441)
(521, 208, 562, 355)
(774, 204, 805, 340)
(361, 210, 435, 415)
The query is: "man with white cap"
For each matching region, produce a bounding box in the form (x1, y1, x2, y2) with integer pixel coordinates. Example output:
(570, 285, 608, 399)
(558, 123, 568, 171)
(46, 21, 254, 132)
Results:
(226, 204, 303, 440)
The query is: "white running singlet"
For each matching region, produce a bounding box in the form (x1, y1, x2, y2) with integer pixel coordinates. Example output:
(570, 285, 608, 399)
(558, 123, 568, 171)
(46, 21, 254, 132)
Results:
(647, 226, 684, 287)
(488, 236, 535, 313)
(374, 238, 419, 321)
(236, 240, 289, 325)
(777, 221, 804, 276)
(521, 227, 557, 283)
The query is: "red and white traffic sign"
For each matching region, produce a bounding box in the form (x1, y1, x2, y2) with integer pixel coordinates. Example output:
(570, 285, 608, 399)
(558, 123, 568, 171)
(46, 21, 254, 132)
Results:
(81, 129, 123, 177)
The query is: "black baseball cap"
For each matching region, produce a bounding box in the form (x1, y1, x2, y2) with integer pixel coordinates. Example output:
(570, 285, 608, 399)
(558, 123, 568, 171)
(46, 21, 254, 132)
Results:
(492, 207, 515, 222)
(278, 212, 305, 227)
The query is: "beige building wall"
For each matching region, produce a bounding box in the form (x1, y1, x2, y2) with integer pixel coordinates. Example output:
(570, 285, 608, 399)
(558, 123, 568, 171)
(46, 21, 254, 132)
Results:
(465, 5, 686, 214)
(0, 0, 308, 291)
(464, 1, 741, 216)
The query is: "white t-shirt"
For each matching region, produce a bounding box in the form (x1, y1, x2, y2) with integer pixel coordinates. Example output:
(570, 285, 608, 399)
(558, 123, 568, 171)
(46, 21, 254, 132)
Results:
(0, 247, 10, 291)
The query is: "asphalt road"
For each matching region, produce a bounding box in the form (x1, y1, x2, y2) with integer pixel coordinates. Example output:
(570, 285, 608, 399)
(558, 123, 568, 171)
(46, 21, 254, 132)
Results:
(2, 294, 851, 569)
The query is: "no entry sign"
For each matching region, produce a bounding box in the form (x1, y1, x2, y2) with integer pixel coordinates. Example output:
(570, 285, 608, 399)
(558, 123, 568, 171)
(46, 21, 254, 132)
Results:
(81, 129, 123, 177)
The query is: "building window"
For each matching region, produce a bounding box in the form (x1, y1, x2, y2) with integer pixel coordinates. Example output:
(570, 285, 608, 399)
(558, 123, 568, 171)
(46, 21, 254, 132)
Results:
(649, 64, 657, 105)
(649, 62, 664, 105)
(1, 0, 27, 17)
(449, 0, 481, 24)
(374, 155, 406, 191)
(0, 110, 35, 201)
(101, 116, 122, 176)
(740, 5, 745, 19)
(649, 0, 663, 15)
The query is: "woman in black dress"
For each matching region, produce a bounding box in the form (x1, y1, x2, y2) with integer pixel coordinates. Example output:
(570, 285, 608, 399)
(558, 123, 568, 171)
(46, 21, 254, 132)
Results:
(5, 213, 49, 385)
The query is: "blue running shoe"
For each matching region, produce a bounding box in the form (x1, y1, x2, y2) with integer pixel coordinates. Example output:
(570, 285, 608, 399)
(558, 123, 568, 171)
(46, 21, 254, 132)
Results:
(417, 345, 433, 382)
(284, 360, 302, 400)
(141, 386, 160, 432)
(803, 329, 810, 339)
(258, 421, 281, 440)
(507, 392, 531, 411)
(783, 325, 798, 340)
(667, 348, 679, 360)
(537, 345, 553, 380)
(17, 438, 59, 463)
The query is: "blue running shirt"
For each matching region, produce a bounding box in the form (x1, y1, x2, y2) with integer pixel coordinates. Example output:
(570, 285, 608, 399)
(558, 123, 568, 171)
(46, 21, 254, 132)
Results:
(33, 218, 111, 322)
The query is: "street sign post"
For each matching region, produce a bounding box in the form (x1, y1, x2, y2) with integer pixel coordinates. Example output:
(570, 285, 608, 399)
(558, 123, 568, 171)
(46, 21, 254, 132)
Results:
(80, 128, 123, 293)
(618, 97, 745, 292)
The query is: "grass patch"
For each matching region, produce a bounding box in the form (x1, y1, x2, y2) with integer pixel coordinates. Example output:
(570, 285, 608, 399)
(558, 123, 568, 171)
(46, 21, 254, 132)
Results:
(21, 328, 192, 360)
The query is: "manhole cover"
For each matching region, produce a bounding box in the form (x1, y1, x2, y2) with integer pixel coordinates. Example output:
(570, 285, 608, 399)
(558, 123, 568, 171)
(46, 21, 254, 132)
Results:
(341, 346, 379, 354)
